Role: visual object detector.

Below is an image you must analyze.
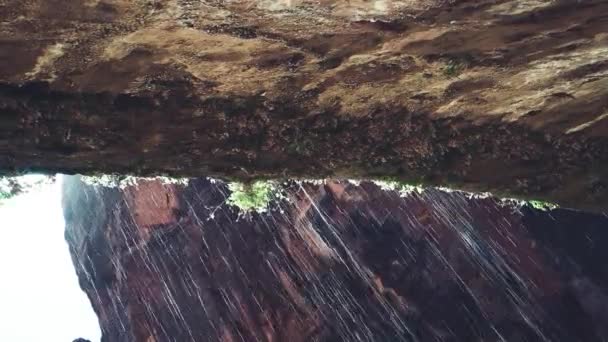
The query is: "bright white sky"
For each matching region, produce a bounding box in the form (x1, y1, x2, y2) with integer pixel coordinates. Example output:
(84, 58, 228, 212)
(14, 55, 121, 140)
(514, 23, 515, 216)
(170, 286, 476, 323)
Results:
(0, 176, 101, 342)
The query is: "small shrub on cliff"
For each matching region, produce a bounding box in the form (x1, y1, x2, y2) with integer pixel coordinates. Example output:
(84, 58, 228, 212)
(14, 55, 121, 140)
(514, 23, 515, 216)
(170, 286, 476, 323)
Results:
(227, 181, 281, 213)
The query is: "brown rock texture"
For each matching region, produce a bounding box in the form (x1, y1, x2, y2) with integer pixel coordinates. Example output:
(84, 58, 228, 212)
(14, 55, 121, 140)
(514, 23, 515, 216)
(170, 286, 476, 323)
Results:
(63, 176, 608, 342)
(1, 0, 608, 211)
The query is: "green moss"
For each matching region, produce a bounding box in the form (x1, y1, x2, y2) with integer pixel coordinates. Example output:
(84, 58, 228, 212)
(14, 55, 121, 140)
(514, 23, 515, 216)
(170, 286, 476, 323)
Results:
(442, 59, 464, 78)
(227, 181, 281, 213)
(527, 200, 558, 211)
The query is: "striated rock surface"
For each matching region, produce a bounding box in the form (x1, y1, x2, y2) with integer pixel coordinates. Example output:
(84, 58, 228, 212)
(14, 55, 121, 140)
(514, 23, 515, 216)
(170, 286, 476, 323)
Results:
(1, 0, 608, 211)
(63, 176, 608, 342)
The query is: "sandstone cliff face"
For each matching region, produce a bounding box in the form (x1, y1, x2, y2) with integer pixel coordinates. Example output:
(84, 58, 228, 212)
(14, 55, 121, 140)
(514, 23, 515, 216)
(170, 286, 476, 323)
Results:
(63, 177, 608, 342)
(2, 0, 608, 211)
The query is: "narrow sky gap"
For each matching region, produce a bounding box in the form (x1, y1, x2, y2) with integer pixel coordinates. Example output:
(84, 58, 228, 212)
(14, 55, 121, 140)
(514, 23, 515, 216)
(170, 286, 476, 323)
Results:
(0, 176, 101, 342)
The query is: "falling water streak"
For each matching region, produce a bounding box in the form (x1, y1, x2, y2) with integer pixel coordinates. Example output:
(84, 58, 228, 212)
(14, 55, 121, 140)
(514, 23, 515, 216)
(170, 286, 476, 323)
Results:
(296, 183, 416, 341)
(422, 190, 551, 341)
(63, 177, 608, 341)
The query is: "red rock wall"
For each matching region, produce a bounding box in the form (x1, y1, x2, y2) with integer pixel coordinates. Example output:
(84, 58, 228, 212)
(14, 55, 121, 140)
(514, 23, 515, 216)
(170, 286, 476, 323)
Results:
(63, 177, 608, 342)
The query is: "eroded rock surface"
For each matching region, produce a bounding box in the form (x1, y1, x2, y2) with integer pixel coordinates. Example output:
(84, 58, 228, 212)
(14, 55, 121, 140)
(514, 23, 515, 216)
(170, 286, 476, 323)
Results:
(63, 177, 608, 342)
(1, 1, 608, 211)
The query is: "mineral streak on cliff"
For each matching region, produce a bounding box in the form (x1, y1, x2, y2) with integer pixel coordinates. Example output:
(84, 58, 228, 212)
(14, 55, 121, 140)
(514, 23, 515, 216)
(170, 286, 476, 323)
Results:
(63, 177, 608, 342)
(2, 0, 608, 211)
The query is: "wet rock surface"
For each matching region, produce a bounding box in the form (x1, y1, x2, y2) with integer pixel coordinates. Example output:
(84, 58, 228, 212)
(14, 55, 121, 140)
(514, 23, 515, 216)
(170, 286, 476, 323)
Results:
(1, 1, 608, 211)
(63, 177, 608, 342)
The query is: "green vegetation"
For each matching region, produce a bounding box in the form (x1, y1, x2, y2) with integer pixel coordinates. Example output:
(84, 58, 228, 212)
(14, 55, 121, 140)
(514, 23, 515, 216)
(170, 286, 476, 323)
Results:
(0, 190, 11, 200)
(442, 59, 464, 78)
(227, 180, 281, 213)
(225, 178, 431, 213)
(0, 175, 55, 205)
(372, 179, 425, 196)
(0, 172, 558, 215)
(527, 200, 558, 211)
(81, 175, 189, 188)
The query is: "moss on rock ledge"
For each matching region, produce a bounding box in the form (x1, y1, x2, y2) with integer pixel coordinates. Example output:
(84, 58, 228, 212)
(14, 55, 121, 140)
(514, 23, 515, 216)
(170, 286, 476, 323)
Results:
(227, 181, 281, 213)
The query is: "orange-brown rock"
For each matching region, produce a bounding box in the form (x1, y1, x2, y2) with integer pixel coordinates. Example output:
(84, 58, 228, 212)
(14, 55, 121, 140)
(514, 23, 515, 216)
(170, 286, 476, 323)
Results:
(63, 177, 608, 342)
(3, 1, 608, 211)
